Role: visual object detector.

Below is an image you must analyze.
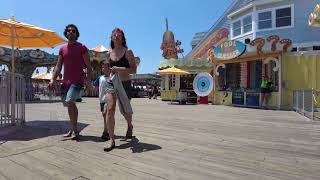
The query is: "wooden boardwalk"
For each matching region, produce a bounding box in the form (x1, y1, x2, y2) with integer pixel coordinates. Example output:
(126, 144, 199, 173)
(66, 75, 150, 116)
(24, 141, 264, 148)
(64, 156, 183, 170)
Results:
(0, 98, 320, 180)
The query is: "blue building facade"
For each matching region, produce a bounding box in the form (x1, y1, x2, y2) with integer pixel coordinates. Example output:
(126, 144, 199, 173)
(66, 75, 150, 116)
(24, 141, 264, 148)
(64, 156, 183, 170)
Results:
(185, 0, 320, 108)
(189, 0, 320, 57)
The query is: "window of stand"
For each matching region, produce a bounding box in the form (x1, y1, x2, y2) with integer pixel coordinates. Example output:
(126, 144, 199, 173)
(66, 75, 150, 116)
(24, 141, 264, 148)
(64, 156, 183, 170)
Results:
(257, 5, 293, 31)
(180, 74, 196, 90)
(169, 74, 175, 90)
(217, 63, 241, 91)
(258, 11, 272, 30)
(230, 5, 293, 37)
(276, 7, 292, 28)
(231, 14, 253, 39)
(216, 61, 278, 92)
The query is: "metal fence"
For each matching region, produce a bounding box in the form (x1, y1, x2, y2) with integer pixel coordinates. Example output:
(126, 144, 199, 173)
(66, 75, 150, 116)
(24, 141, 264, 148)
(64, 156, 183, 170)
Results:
(0, 71, 25, 127)
(32, 82, 62, 101)
(293, 89, 319, 120)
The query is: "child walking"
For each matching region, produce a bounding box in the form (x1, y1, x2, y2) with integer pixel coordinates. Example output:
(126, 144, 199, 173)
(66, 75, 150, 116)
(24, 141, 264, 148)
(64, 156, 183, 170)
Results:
(91, 62, 115, 140)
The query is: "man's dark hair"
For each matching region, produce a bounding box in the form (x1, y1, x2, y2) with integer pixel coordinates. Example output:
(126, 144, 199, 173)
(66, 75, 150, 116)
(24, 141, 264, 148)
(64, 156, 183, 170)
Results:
(110, 28, 127, 49)
(64, 24, 80, 40)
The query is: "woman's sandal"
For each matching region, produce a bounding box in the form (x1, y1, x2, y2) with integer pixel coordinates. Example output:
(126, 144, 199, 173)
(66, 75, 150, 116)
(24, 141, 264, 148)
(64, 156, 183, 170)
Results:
(103, 140, 115, 152)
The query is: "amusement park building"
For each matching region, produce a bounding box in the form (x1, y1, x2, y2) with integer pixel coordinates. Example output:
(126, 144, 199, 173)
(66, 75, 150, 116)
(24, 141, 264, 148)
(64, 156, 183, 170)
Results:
(160, 0, 320, 110)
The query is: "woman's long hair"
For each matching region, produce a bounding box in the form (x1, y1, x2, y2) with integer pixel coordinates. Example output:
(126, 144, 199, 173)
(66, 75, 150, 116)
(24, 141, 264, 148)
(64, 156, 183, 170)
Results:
(110, 28, 127, 49)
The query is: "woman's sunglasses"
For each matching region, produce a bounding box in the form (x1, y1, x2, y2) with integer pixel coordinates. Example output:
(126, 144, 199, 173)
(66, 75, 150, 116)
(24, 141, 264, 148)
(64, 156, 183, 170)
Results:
(67, 29, 76, 33)
(112, 33, 122, 37)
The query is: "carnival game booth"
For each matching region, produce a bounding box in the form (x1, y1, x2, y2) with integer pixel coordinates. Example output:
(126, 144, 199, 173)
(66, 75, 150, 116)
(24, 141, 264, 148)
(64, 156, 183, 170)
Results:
(158, 58, 213, 104)
(212, 35, 292, 109)
(159, 28, 229, 104)
(158, 20, 230, 104)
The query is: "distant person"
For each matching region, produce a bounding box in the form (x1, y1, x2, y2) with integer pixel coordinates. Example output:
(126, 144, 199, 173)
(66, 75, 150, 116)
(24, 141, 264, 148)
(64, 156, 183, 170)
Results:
(148, 86, 153, 99)
(222, 84, 228, 103)
(260, 75, 272, 108)
(49, 24, 93, 140)
(152, 85, 159, 99)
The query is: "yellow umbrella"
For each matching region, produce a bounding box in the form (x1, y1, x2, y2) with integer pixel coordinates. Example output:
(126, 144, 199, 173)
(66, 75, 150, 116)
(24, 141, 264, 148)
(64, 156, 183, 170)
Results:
(158, 66, 190, 75)
(159, 67, 190, 103)
(0, 17, 65, 72)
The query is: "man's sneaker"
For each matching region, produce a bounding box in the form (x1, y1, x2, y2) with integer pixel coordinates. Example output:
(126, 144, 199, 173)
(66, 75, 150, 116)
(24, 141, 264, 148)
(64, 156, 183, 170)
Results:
(103, 140, 115, 152)
(71, 131, 80, 141)
(63, 130, 73, 138)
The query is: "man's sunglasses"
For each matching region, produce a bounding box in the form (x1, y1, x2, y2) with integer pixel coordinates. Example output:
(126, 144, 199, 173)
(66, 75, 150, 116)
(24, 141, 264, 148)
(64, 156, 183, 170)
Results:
(67, 29, 76, 33)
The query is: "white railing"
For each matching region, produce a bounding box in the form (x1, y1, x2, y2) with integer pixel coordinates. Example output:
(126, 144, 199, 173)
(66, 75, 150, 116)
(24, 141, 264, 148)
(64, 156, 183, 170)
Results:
(32, 83, 62, 101)
(293, 89, 317, 120)
(0, 71, 25, 126)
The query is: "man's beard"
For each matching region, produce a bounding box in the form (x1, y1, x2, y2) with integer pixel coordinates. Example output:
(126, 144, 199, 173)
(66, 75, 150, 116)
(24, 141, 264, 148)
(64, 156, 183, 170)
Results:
(67, 34, 76, 41)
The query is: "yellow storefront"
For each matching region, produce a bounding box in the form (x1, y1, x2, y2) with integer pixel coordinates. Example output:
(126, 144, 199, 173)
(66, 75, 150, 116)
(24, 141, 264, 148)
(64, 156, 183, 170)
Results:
(210, 34, 290, 109)
(212, 36, 320, 110)
(281, 52, 320, 109)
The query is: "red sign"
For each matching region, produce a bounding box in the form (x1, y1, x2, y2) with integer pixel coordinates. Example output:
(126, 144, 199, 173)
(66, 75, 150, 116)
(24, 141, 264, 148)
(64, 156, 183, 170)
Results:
(191, 28, 229, 60)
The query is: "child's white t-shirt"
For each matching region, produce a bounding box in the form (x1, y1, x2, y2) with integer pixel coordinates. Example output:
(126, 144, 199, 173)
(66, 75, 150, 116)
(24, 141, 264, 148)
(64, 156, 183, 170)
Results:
(93, 75, 115, 103)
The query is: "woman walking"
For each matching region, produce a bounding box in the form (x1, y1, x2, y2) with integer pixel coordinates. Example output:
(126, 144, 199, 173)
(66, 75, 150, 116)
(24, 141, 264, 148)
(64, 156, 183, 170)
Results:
(104, 28, 137, 151)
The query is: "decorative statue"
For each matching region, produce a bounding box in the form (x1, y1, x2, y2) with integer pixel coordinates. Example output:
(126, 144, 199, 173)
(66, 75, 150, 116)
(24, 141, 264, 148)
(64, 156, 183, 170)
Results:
(160, 18, 184, 59)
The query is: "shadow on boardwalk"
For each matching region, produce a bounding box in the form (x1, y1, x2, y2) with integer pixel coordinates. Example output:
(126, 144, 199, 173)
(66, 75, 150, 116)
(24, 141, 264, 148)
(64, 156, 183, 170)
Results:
(77, 135, 162, 153)
(0, 120, 89, 141)
(117, 136, 162, 153)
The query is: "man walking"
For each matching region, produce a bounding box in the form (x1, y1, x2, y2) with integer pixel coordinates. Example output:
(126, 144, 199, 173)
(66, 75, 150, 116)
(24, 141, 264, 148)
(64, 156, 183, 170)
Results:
(49, 24, 92, 140)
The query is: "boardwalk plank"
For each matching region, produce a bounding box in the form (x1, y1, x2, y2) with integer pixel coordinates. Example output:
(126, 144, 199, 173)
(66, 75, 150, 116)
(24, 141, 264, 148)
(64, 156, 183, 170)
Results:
(0, 98, 319, 180)
(0, 158, 49, 180)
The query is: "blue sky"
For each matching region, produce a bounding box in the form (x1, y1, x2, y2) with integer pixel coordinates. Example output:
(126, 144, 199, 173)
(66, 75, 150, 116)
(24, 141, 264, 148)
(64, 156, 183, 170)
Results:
(1, 0, 233, 74)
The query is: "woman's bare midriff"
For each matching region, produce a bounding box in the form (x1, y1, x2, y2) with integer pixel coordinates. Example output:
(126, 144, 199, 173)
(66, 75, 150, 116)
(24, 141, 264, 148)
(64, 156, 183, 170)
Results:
(118, 71, 130, 81)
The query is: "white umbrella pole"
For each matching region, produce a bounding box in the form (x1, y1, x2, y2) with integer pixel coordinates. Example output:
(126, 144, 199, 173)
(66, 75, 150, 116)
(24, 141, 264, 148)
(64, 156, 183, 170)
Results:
(171, 75, 173, 103)
(10, 25, 15, 73)
(11, 45, 14, 73)
(10, 24, 16, 123)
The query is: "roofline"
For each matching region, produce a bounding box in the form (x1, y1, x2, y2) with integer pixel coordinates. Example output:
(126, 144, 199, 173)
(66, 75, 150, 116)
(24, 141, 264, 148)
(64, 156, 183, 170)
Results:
(186, 0, 238, 57)
(227, 3, 253, 19)
(227, 0, 288, 19)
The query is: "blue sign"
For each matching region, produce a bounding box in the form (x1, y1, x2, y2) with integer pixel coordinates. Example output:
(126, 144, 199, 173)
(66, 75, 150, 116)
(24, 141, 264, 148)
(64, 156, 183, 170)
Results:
(193, 72, 213, 97)
(214, 40, 246, 60)
(246, 93, 260, 107)
(232, 91, 245, 105)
